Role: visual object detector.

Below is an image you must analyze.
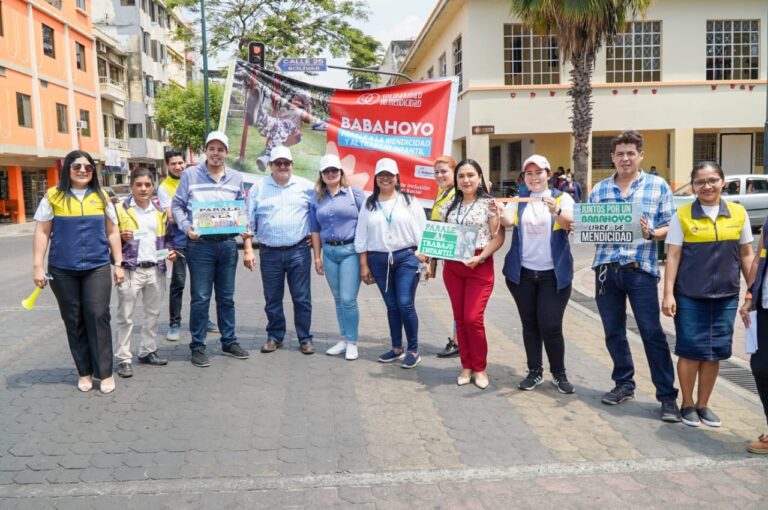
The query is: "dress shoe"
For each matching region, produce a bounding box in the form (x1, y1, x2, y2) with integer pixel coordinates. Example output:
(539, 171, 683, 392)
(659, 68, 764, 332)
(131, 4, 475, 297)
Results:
(116, 362, 133, 378)
(138, 351, 168, 366)
(300, 341, 316, 355)
(77, 375, 93, 392)
(261, 339, 282, 353)
(100, 377, 116, 394)
(473, 372, 489, 390)
(457, 371, 472, 386)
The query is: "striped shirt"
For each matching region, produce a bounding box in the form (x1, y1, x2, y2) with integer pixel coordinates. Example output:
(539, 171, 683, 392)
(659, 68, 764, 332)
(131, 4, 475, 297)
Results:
(247, 174, 314, 247)
(589, 170, 674, 278)
(171, 162, 245, 235)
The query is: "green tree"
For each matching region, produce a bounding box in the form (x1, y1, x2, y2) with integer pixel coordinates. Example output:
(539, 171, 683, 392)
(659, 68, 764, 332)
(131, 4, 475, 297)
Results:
(168, 0, 381, 81)
(510, 0, 653, 181)
(155, 81, 225, 151)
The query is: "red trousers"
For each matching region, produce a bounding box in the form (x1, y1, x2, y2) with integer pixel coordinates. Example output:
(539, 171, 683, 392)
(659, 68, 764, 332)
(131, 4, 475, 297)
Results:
(443, 256, 494, 372)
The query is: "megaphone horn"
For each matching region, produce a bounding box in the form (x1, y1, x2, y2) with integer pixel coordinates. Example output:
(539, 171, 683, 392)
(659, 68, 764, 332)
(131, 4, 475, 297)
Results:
(21, 286, 42, 311)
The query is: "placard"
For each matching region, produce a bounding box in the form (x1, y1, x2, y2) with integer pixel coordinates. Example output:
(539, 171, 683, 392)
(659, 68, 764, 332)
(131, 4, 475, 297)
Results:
(191, 200, 248, 235)
(419, 221, 479, 261)
(574, 203, 643, 244)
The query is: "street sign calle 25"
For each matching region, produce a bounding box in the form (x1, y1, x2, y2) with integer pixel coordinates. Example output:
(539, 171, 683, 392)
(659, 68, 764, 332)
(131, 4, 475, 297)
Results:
(276, 58, 327, 73)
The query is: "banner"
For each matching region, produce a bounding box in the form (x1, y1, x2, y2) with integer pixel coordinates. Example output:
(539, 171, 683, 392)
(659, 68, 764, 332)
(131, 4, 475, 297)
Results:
(573, 203, 643, 244)
(219, 61, 457, 201)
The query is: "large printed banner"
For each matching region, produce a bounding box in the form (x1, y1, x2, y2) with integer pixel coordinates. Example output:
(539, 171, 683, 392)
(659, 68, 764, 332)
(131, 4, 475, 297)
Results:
(219, 61, 457, 201)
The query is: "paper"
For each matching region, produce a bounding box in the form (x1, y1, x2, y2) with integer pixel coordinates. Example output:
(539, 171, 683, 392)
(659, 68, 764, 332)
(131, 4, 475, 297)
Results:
(191, 200, 248, 235)
(746, 310, 758, 355)
(133, 229, 148, 240)
(419, 221, 479, 261)
(155, 249, 169, 259)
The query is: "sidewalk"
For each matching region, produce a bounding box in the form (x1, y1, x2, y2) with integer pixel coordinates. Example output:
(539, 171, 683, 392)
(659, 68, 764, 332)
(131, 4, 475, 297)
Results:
(0, 221, 35, 238)
(0, 237, 766, 508)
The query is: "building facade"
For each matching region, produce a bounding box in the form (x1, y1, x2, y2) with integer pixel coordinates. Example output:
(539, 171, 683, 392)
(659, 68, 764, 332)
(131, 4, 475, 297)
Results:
(396, 0, 767, 192)
(0, 0, 101, 223)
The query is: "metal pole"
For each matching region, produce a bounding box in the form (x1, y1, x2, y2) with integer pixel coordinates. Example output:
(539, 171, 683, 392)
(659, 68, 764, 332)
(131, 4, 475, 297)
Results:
(326, 64, 414, 83)
(200, 0, 211, 135)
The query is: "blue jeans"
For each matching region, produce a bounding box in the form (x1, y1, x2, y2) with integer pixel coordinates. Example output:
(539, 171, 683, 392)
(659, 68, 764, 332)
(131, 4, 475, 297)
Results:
(259, 244, 312, 343)
(323, 242, 361, 342)
(595, 266, 678, 401)
(368, 248, 420, 353)
(186, 237, 238, 352)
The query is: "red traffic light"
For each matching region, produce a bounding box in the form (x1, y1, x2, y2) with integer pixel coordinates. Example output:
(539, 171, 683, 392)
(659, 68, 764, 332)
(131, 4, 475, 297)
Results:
(248, 42, 265, 67)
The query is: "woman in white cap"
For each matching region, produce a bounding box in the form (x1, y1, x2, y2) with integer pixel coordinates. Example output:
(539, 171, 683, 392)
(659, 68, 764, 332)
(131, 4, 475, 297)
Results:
(309, 154, 366, 360)
(500, 154, 576, 394)
(354, 158, 427, 368)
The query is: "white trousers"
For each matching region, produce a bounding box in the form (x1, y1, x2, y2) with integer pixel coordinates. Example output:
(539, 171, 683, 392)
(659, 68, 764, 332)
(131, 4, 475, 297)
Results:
(115, 267, 166, 362)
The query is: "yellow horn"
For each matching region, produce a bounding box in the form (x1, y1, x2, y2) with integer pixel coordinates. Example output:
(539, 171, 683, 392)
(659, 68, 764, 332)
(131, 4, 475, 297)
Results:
(21, 286, 43, 311)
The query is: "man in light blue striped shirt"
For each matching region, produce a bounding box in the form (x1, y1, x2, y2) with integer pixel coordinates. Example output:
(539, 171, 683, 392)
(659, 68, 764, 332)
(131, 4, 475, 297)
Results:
(172, 131, 250, 368)
(243, 146, 316, 355)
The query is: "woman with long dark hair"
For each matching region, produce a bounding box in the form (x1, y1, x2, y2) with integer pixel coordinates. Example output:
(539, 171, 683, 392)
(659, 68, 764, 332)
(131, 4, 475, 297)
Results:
(440, 159, 504, 389)
(32, 150, 124, 393)
(354, 158, 427, 368)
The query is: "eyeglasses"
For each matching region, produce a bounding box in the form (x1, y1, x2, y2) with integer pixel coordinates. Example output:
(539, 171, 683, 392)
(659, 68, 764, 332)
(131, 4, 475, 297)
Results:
(321, 168, 340, 175)
(693, 178, 722, 188)
(271, 160, 292, 167)
(71, 163, 94, 173)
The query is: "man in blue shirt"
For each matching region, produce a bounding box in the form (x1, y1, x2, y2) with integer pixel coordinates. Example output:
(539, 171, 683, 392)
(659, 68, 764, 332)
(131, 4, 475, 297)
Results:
(172, 131, 250, 367)
(243, 146, 315, 354)
(589, 130, 680, 423)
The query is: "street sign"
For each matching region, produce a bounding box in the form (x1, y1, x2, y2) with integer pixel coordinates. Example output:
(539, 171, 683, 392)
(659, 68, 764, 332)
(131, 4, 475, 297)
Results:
(472, 125, 495, 135)
(276, 57, 327, 73)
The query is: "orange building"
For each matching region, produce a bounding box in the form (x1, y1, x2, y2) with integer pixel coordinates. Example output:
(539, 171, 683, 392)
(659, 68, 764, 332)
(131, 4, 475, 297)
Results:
(0, 0, 101, 223)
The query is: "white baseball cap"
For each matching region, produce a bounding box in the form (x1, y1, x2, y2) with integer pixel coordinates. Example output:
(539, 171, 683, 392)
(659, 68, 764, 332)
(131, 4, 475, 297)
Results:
(374, 158, 399, 175)
(319, 154, 342, 172)
(205, 131, 229, 150)
(269, 146, 293, 162)
(522, 154, 551, 172)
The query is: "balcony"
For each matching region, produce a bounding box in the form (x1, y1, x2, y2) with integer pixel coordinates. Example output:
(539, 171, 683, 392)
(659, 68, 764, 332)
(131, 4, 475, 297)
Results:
(105, 137, 129, 152)
(99, 77, 127, 102)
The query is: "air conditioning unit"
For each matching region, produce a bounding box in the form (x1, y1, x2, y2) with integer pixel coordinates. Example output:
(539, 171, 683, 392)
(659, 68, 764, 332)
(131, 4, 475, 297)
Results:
(76, 120, 88, 130)
(97, 42, 107, 53)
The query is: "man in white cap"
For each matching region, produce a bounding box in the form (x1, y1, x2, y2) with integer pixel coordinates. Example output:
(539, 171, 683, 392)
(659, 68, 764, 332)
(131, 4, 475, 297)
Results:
(244, 146, 316, 354)
(172, 131, 250, 367)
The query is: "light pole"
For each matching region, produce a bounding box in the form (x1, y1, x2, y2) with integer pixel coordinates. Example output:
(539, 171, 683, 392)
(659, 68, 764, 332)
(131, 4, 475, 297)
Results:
(200, 0, 211, 135)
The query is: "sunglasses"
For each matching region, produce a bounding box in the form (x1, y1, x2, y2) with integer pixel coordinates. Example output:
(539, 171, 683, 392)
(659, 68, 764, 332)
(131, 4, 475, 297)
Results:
(272, 159, 292, 167)
(321, 168, 341, 175)
(71, 163, 94, 173)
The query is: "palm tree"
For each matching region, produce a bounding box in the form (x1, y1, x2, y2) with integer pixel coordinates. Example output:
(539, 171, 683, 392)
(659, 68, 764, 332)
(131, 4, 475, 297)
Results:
(510, 0, 653, 183)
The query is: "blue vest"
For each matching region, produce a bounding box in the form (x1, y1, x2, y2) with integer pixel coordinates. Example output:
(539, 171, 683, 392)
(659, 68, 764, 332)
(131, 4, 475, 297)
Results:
(502, 189, 573, 290)
(751, 216, 768, 306)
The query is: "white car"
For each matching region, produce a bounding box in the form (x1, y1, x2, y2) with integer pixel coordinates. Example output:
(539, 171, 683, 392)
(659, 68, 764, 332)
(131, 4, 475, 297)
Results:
(673, 174, 768, 230)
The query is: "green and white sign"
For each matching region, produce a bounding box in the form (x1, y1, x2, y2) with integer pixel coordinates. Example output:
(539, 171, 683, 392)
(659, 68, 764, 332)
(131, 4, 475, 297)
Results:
(574, 203, 643, 244)
(419, 221, 479, 261)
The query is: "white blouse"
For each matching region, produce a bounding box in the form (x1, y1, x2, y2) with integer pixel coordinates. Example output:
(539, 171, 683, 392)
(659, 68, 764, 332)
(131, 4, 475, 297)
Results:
(354, 194, 427, 253)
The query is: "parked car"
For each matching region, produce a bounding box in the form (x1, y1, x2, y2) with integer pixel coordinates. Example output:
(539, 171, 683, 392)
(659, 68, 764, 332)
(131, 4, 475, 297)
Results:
(673, 174, 768, 230)
(110, 184, 132, 203)
(102, 187, 118, 205)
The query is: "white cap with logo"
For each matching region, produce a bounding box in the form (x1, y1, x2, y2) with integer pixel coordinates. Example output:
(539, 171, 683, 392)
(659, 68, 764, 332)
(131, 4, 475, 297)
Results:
(374, 158, 399, 175)
(205, 131, 229, 150)
(269, 146, 293, 162)
(319, 154, 342, 172)
(522, 154, 551, 172)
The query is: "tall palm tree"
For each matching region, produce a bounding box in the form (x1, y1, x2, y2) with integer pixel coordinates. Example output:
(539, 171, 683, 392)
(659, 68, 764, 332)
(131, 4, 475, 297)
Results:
(510, 0, 653, 183)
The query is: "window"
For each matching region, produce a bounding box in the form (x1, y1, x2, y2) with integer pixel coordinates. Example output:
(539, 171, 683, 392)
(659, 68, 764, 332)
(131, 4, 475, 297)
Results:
(591, 137, 614, 169)
(79, 110, 90, 137)
(128, 123, 143, 138)
(438, 53, 447, 77)
(143, 31, 150, 55)
(145, 115, 155, 140)
(606, 21, 661, 83)
(76, 0, 86, 11)
(0, 1, 4, 38)
(453, 36, 463, 93)
(693, 133, 718, 162)
(141, 0, 147, 12)
(427, 67, 434, 79)
(747, 178, 768, 194)
(756, 132, 764, 167)
(75, 42, 86, 71)
(114, 118, 125, 139)
(56, 103, 68, 133)
(16, 93, 32, 128)
(706, 19, 760, 80)
(42, 24, 55, 58)
(120, 0, 136, 5)
(144, 74, 153, 97)
(503, 24, 560, 85)
(149, 1, 156, 22)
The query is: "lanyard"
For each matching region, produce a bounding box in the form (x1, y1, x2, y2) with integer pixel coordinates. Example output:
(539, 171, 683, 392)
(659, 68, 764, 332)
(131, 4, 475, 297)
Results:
(377, 195, 399, 225)
(456, 200, 477, 225)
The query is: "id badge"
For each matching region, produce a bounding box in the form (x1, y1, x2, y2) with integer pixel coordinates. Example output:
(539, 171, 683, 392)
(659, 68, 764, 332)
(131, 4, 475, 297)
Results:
(133, 230, 148, 240)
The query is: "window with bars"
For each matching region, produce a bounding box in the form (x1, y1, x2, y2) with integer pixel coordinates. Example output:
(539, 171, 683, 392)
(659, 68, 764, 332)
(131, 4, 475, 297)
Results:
(503, 24, 560, 85)
(143, 31, 150, 55)
(16, 93, 32, 128)
(592, 137, 614, 169)
(693, 133, 718, 162)
(756, 132, 764, 167)
(606, 21, 661, 83)
(75, 42, 86, 71)
(453, 36, 463, 92)
(128, 123, 143, 138)
(42, 24, 55, 58)
(56, 103, 68, 133)
(706, 19, 760, 80)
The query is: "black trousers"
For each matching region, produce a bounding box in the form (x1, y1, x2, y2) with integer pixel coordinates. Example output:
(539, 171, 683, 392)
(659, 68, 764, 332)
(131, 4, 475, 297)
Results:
(753, 308, 768, 426)
(168, 247, 187, 328)
(506, 268, 571, 375)
(49, 264, 113, 379)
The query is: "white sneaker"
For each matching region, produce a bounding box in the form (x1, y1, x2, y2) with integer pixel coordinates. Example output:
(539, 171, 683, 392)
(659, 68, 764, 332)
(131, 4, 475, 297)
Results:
(345, 343, 358, 360)
(326, 341, 346, 356)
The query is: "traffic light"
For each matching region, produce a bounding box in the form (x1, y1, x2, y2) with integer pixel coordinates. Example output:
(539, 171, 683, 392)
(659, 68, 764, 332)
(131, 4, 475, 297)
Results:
(248, 41, 265, 67)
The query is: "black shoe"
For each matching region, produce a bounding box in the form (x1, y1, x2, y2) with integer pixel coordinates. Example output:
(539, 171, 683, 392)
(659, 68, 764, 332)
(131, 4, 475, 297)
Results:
(518, 368, 544, 390)
(222, 342, 249, 359)
(661, 399, 682, 423)
(551, 373, 575, 394)
(138, 351, 168, 366)
(191, 350, 210, 367)
(601, 385, 635, 405)
(436, 339, 459, 358)
(116, 362, 133, 378)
